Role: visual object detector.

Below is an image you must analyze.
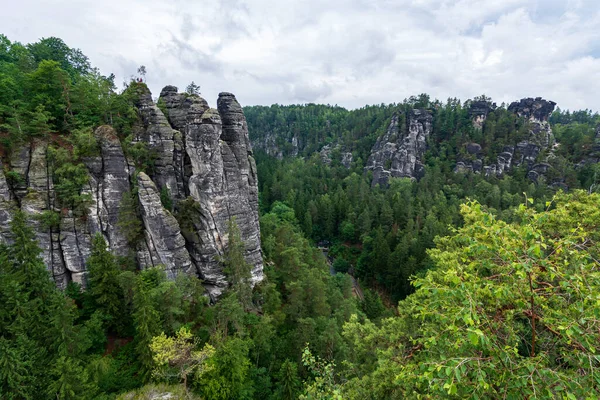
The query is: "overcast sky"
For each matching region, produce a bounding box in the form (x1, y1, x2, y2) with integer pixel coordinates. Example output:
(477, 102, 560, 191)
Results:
(4, 0, 600, 111)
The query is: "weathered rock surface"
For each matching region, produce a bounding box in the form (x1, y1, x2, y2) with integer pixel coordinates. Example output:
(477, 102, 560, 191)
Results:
(458, 97, 558, 182)
(88, 126, 131, 256)
(365, 109, 433, 187)
(341, 152, 353, 169)
(469, 99, 496, 129)
(251, 130, 300, 160)
(159, 86, 209, 132)
(0, 85, 263, 297)
(133, 85, 182, 200)
(320, 145, 332, 165)
(135, 87, 263, 298)
(0, 161, 13, 242)
(216, 92, 263, 288)
(508, 97, 556, 122)
(137, 172, 193, 278)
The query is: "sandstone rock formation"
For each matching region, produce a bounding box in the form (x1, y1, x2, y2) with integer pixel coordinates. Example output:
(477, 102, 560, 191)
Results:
(365, 109, 433, 187)
(469, 99, 496, 129)
(136, 171, 193, 278)
(0, 85, 263, 298)
(457, 97, 557, 182)
(341, 152, 353, 169)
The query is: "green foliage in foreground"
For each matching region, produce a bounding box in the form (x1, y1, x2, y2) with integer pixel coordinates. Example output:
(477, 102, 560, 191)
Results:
(341, 191, 600, 399)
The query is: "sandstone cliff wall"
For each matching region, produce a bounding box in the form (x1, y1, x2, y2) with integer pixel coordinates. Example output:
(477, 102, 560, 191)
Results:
(0, 85, 263, 298)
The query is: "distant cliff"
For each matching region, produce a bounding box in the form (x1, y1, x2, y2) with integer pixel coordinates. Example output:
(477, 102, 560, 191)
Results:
(0, 84, 263, 298)
(456, 97, 560, 185)
(365, 109, 433, 187)
(246, 96, 599, 191)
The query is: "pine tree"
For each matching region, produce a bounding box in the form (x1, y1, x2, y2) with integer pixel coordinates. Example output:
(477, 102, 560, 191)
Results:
(46, 356, 97, 400)
(276, 359, 300, 400)
(0, 337, 33, 399)
(132, 272, 161, 381)
(222, 218, 253, 310)
(117, 190, 144, 247)
(86, 233, 123, 331)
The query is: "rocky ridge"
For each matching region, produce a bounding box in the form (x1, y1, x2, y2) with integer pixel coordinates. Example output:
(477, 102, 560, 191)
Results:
(0, 85, 263, 298)
(455, 97, 558, 182)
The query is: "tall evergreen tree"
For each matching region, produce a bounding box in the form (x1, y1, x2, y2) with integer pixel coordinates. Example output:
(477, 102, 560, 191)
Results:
(86, 233, 124, 332)
(222, 218, 253, 310)
(132, 270, 162, 381)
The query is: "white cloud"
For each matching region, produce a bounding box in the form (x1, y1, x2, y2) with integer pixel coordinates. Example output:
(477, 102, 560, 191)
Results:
(3, 0, 600, 111)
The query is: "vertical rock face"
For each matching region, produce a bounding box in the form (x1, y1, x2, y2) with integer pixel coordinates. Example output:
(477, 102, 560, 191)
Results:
(0, 86, 263, 297)
(341, 152, 353, 169)
(0, 161, 13, 242)
(88, 126, 131, 256)
(508, 97, 556, 171)
(159, 85, 209, 132)
(469, 99, 496, 129)
(182, 107, 229, 292)
(320, 145, 333, 165)
(508, 97, 556, 122)
(133, 85, 182, 200)
(217, 93, 262, 287)
(251, 130, 300, 160)
(365, 109, 433, 187)
(137, 172, 193, 278)
(136, 88, 264, 297)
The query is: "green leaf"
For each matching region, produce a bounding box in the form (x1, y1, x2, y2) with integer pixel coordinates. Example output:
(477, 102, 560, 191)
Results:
(468, 331, 479, 346)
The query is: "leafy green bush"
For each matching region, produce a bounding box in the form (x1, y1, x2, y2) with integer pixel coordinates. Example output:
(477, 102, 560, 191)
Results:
(125, 140, 157, 174)
(4, 169, 24, 187)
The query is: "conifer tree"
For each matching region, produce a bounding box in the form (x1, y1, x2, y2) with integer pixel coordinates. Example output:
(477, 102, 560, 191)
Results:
(132, 271, 162, 381)
(222, 218, 253, 310)
(46, 355, 97, 400)
(276, 359, 301, 400)
(86, 233, 123, 331)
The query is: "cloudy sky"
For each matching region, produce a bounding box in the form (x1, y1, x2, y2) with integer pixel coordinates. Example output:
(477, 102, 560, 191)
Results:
(4, 0, 600, 111)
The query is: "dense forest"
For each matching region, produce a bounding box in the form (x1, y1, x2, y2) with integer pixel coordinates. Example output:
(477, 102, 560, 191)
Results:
(1, 34, 600, 399)
(245, 98, 600, 303)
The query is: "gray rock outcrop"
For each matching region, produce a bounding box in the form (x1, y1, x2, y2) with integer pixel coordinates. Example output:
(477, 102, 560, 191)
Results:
(469, 99, 496, 129)
(341, 152, 353, 169)
(137, 172, 193, 278)
(0, 84, 264, 298)
(132, 85, 182, 201)
(251, 131, 300, 160)
(365, 109, 433, 187)
(458, 97, 557, 182)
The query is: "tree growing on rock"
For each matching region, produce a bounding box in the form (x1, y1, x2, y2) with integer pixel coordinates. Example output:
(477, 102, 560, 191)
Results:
(186, 81, 201, 96)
